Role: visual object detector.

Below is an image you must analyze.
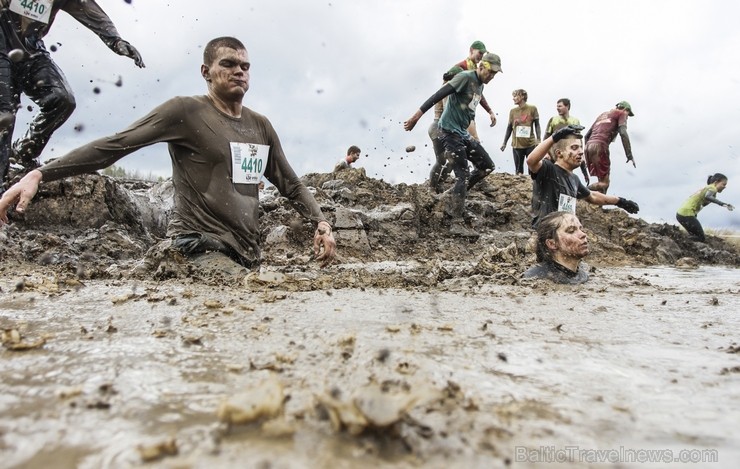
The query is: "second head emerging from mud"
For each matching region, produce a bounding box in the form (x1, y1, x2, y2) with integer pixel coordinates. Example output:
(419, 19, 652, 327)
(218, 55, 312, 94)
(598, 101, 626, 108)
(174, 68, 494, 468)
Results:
(0, 36, 336, 271)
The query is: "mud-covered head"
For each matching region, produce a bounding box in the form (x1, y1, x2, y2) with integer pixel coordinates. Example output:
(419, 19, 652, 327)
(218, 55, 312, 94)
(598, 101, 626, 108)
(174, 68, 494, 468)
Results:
(203, 37, 246, 66)
(201, 37, 250, 101)
(535, 212, 589, 263)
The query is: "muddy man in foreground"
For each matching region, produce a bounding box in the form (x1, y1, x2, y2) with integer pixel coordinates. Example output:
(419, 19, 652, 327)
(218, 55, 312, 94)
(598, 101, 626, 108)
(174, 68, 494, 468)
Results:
(0, 36, 336, 273)
(0, 0, 145, 190)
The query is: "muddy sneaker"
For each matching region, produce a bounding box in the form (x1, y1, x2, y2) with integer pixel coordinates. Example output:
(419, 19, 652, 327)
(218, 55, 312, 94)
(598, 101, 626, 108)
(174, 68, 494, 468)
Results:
(449, 221, 479, 239)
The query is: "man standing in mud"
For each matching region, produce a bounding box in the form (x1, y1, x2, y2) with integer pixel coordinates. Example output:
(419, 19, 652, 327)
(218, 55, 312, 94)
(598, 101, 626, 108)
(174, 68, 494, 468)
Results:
(500, 89, 541, 175)
(583, 101, 636, 194)
(527, 125, 639, 228)
(452, 40, 497, 139)
(0, 0, 144, 191)
(404, 52, 501, 235)
(0, 36, 336, 270)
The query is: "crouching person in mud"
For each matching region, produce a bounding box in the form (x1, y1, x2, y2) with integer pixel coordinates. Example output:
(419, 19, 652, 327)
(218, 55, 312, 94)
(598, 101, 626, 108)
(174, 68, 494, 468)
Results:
(0, 36, 336, 277)
(523, 211, 590, 284)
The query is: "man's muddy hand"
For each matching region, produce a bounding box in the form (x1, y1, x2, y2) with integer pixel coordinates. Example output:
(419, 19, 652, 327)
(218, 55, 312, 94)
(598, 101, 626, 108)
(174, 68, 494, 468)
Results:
(0, 169, 42, 225)
(115, 39, 145, 68)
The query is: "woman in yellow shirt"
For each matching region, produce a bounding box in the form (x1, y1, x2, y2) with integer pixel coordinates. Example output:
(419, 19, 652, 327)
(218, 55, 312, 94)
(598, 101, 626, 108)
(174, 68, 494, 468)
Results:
(676, 173, 734, 242)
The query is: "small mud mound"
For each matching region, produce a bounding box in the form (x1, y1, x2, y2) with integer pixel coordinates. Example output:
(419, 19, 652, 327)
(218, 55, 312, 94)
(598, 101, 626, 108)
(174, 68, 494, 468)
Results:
(0, 171, 737, 287)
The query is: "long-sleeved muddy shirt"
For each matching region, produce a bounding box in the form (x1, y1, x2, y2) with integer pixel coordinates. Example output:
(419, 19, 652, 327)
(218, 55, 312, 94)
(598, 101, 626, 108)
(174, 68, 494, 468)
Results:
(39, 95, 326, 262)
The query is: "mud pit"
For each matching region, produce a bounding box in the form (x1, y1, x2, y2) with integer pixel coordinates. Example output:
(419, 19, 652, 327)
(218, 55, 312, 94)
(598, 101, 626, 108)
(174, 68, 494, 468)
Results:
(1, 171, 739, 467)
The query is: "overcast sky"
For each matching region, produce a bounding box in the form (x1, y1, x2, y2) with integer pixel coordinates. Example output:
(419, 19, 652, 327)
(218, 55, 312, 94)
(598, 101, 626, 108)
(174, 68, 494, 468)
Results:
(15, 0, 740, 229)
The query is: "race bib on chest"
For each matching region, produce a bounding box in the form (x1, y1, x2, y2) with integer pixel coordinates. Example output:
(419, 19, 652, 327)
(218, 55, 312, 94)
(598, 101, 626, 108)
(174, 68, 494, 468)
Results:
(230, 142, 268, 184)
(558, 194, 576, 214)
(468, 93, 481, 111)
(515, 125, 531, 138)
(9, 0, 52, 24)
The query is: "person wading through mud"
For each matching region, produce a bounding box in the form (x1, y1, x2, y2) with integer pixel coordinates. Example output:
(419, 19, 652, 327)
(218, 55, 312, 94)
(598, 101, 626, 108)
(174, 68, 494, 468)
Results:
(676, 173, 734, 242)
(527, 125, 639, 228)
(0, 36, 336, 272)
(583, 101, 636, 194)
(0, 0, 145, 192)
(523, 211, 590, 284)
(404, 52, 501, 237)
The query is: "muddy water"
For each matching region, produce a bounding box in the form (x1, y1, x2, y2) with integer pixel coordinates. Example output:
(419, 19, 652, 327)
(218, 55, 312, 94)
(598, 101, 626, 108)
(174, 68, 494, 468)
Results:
(1, 266, 738, 468)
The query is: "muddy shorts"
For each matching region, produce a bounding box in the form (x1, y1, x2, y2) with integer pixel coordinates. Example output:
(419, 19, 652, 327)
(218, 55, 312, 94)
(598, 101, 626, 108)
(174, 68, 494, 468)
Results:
(584, 141, 611, 180)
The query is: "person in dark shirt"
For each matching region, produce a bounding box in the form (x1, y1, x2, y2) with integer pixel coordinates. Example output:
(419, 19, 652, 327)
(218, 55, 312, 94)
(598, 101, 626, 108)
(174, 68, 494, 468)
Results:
(527, 125, 639, 228)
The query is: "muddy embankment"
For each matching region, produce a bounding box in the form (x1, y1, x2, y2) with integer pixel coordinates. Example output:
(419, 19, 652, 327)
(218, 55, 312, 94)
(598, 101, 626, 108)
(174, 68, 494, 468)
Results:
(0, 169, 737, 287)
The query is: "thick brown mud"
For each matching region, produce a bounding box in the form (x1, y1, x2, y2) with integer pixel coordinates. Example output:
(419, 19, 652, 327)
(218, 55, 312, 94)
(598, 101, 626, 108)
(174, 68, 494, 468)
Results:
(1, 266, 738, 468)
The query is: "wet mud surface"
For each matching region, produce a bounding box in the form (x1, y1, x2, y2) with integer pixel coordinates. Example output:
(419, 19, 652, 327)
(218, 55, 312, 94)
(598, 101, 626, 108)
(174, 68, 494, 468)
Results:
(1, 267, 739, 468)
(1, 171, 739, 467)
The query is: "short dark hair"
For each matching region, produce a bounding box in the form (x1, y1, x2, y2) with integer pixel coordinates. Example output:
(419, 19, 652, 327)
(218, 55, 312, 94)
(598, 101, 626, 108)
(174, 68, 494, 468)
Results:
(535, 211, 569, 262)
(203, 37, 246, 66)
(347, 145, 361, 156)
(707, 173, 728, 185)
(557, 98, 571, 109)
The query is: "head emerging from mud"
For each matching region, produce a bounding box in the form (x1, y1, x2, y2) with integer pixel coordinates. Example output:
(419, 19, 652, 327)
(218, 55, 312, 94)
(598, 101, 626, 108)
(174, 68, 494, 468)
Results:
(201, 36, 250, 101)
(536, 212, 589, 265)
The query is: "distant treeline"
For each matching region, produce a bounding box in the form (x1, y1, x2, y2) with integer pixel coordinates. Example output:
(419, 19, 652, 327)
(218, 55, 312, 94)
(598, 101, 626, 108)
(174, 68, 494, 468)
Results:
(101, 165, 164, 182)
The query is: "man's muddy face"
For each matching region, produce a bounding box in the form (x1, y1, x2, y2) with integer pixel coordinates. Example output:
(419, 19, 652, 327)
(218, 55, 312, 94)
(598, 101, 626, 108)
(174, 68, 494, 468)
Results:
(553, 214, 589, 259)
(555, 138, 584, 170)
(204, 46, 250, 100)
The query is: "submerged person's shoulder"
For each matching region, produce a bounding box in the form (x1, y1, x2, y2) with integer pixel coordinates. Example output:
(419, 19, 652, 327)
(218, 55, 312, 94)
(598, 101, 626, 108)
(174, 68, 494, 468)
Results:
(522, 261, 589, 285)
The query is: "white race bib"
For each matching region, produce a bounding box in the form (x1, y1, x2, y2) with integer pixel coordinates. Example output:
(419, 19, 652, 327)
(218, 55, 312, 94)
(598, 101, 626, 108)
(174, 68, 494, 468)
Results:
(468, 93, 481, 111)
(9, 0, 52, 24)
(558, 194, 576, 214)
(230, 142, 268, 185)
(515, 125, 531, 138)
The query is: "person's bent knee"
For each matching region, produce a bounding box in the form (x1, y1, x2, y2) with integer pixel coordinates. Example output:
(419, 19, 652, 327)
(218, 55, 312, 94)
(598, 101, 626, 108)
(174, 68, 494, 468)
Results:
(40, 88, 76, 115)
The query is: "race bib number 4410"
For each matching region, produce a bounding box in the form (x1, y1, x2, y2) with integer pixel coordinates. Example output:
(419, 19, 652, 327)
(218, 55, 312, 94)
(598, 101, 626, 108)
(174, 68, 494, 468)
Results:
(230, 142, 269, 184)
(9, 0, 52, 24)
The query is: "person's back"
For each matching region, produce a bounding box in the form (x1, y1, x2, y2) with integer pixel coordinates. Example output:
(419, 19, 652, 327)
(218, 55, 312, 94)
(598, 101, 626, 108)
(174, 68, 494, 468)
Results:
(586, 109, 626, 144)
